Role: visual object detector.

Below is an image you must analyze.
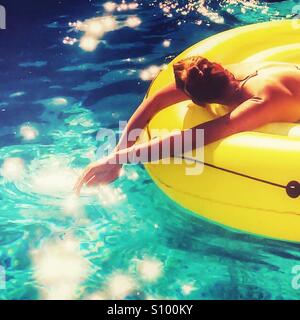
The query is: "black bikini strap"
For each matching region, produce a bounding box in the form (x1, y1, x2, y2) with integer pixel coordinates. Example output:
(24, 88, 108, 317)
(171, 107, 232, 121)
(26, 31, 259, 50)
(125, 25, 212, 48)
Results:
(238, 70, 258, 88)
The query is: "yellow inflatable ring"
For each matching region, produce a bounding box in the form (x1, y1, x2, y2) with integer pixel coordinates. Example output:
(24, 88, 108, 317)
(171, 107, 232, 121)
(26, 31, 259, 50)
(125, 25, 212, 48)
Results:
(141, 19, 300, 243)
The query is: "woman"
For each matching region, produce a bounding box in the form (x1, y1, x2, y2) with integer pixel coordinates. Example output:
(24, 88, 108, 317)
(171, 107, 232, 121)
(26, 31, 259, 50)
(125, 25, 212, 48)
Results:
(74, 56, 300, 194)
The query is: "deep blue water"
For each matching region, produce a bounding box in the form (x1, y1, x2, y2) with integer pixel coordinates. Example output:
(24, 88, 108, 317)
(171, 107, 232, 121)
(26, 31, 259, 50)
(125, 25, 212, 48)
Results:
(0, 0, 300, 300)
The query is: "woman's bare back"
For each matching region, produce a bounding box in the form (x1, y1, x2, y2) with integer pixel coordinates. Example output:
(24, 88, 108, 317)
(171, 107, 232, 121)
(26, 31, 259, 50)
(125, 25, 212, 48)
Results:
(228, 61, 300, 122)
(229, 61, 300, 96)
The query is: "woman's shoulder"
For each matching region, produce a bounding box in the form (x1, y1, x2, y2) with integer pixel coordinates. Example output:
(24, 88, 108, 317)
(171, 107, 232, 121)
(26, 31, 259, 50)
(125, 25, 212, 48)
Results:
(227, 61, 296, 80)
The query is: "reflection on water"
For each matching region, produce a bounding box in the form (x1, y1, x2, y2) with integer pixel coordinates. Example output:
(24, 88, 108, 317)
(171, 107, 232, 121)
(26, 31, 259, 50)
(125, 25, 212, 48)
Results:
(1, 158, 25, 182)
(140, 65, 163, 81)
(0, 0, 300, 300)
(26, 157, 78, 197)
(105, 272, 138, 299)
(136, 257, 164, 282)
(20, 125, 39, 141)
(67, 5, 141, 52)
(31, 235, 90, 300)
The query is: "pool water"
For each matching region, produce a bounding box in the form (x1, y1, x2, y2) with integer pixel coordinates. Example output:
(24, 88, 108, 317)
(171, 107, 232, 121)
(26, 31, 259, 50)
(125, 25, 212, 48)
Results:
(1, 0, 300, 300)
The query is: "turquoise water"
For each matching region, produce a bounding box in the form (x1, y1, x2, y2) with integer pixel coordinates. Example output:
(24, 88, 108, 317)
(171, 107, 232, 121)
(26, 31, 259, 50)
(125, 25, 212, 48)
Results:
(1, 0, 300, 300)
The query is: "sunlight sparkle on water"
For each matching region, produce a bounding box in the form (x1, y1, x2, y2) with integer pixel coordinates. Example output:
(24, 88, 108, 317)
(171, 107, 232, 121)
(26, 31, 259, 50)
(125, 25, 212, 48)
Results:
(98, 185, 127, 206)
(162, 39, 171, 47)
(181, 283, 196, 295)
(32, 236, 89, 300)
(106, 273, 137, 299)
(158, 0, 270, 24)
(114, 2, 139, 12)
(79, 36, 100, 52)
(75, 16, 118, 52)
(30, 168, 76, 195)
(128, 3, 139, 10)
(29, 158, 77, 196)
(85, 291, 108, 300)
(125, 16, 141, 28)
(140, 65, 161, 81)
(52, 97, 68, 106)
(69, 8, 143, 52)
(197, 3, 224, 24)
(103, 2, 117, 12)
(83, 18, 106, 37)
(1, 158, 25, 182)
(158, 0, 225, 24)
(101, 16, 118, 32)
(20, 124, 39, 141)
(61, 195, 84, 218)
(63, 36, 78, 45)
(137, 258, 163, 282)
(118, 3, 129, 11)
(9, 91, 25, 98)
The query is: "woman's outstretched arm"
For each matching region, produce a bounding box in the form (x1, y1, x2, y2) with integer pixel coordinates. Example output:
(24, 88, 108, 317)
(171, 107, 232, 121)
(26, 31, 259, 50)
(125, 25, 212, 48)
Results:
(74, 96, 278, 194)
(115, 82, 189, 151)
(73, 82, 189, 194)
(116, 96, 278, 163)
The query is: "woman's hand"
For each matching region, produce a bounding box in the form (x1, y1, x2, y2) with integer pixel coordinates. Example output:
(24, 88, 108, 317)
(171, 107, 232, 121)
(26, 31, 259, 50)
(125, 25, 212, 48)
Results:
(74, 155, 122, 195)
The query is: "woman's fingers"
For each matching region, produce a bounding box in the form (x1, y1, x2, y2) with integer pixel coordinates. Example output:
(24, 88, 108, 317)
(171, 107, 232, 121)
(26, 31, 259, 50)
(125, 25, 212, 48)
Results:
(76, 167, 107, 190)
(73, 173, 84, 194)
(86, 171, 111, 187)
(86, 174, 99, 187)
(74, 161, 122, 195)
(73, 178, 83, 196)
(74, 175, 87, 195)
(74, 166, 97, 195)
